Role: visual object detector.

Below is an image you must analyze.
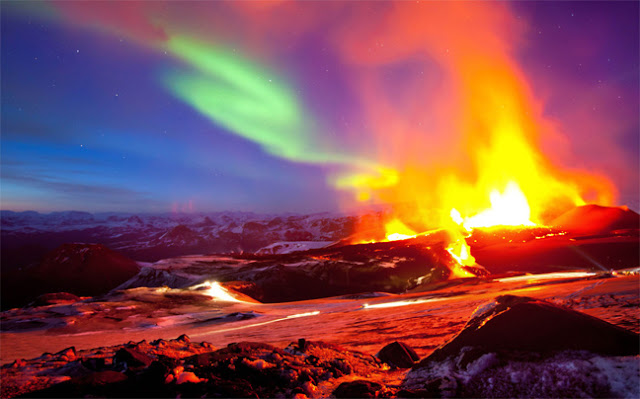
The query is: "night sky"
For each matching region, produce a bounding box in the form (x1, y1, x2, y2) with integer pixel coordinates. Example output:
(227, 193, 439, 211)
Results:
(1, 1, 638, 213)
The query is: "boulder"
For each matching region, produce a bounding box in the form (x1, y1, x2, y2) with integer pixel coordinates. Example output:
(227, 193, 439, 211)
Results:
(377, 341, 420, 368)
(333, 380, 383, 398)
(422, 295, 639, 366)
(21, 371, 128, 398)
(113, 347, 154, 370)
(29, 292, 81, 307)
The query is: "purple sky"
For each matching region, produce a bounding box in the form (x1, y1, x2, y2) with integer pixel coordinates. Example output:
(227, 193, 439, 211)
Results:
(1, 1, 638, 213)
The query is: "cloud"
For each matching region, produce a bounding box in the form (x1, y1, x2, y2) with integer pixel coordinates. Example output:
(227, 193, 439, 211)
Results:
(1, 169, 163, 209)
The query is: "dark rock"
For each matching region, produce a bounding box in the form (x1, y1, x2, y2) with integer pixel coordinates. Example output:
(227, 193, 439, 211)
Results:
(151, 338, 168, 347)
(424, 376, 458, 397)
(421, 295, 639, 366)
(81, 357, 106, 371)
(219, 281, 264, 302)
(74, 370, 129, 386)
(176, 334, 190, 343)
(21, 371, 129, 398)
(377, 341, 420, 368)
(297, 338, 309, 352)
(397, 388, 439, 398)
(551, 204, 640, 235)
(9, 359, 27, 368)
(54, 346, 76, 362)
(138, 357, 177, 384)
(113, 347, 153, 370)
(204, 375, 259, 398)
(29, 292, 81, 307)
(333, 380, 382, 398)
(398, 379, 457, 399)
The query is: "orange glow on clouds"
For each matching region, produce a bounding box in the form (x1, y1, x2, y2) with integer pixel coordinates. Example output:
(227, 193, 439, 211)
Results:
(46, 1, 618, 225)
(331, 2, 614, 232)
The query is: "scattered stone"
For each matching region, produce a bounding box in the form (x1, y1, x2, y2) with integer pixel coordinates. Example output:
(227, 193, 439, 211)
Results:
(176, 371, 204, 384)
(10, 359, 26, 369)
(377, 341, 419, 368)
(396, 388, 438, 398)
(29, 292, 81, 307)
(54, 347, 76, 362)
(113, 348, 153, 370)
(297, 338, 309, 352)
(20, 371, 128, 398)
(138, 357, 177, 384)
(176, 334, 190, 343)
(333, 380, 382, 398)
(151, 338, 168, 348)
(73, 370, 129, 386)
(81, 357, 105, 371)
(202, 342, 214, 350)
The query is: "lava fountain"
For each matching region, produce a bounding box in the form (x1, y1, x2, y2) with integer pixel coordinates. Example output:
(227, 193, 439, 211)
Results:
(338, 2, 616, 279)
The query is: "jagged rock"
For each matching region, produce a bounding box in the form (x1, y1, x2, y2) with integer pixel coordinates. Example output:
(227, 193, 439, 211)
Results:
(377, 341, 419, 368)
(74, 370, 129, 386)
(176, 334, 190, 343)
(9, 359, 26, 369)
(29, 292, 81, 307)
(20, 371, 128, 398)
(81, 357, 106, 371)
(113, 348, 153, 370)
(397, 388, 439, 398)
(333, 380, 382, 398)
(54, 347, 76, 362)
(403, 295, 640, 398)
(421, 295, 639, 366)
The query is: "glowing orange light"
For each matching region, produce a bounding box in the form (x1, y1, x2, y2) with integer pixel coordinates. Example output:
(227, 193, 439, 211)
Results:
(445, 230, 477, 279)
(384, 218, 417, 241)
(451, 181, 535, 231)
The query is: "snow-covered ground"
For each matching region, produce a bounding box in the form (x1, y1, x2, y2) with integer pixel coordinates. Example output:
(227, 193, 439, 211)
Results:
(1, 206, 638, 397)
(2, 270, 637, 364)
(256, 241, 334, 254)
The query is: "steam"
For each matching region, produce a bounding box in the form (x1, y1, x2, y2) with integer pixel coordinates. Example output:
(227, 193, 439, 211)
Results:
(40, 1, 616, 220)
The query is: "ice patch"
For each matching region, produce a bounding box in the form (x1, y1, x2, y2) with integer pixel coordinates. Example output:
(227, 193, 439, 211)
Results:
(405, 351, 640, 398)
(256, 241, 333, 255)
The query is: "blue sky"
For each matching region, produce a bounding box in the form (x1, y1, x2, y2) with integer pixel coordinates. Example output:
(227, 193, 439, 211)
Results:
(1, 1, 637, 213)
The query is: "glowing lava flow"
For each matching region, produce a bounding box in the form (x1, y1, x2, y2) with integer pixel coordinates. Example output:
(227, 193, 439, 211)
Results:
(451, 181, 535, 231)
(382, 217, 477, 279)
(443, 181, 539, 278)
(380, 182, 539, 280)
(191, 281, 242, 302)
(384, 218, 417, 241)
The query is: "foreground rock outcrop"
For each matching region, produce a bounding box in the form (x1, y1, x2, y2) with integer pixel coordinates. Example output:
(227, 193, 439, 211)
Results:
(3, 295, 638, 398)
(404, 295, 640, 398)
(4, 337, 389, 398)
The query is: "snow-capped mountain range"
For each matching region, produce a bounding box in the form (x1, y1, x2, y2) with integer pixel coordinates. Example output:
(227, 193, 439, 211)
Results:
(0, 210, 372, 269)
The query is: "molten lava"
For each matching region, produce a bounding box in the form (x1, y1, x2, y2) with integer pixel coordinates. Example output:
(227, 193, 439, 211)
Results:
(336, 3, 617, 281)
(450, 181, 535, 231)
(384, 218, 417, 241)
